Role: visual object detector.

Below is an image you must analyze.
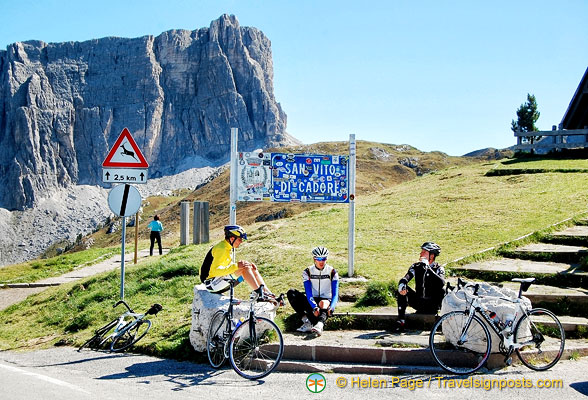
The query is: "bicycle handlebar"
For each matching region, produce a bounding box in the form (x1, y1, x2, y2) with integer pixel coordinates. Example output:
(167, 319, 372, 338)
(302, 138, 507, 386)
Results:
(113, 300, 134, 313)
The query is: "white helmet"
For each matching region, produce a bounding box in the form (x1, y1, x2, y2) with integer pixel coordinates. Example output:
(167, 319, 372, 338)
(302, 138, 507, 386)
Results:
(311, 246, 329, 258)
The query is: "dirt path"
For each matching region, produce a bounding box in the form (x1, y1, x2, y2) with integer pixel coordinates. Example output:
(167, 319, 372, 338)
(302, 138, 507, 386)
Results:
(0, 248, 169, 311)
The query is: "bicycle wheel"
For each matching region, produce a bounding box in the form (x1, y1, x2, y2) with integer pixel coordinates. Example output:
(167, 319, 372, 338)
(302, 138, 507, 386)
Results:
(78, 319, 118, 351)
(429, 311, 491, 374)
(229, 317, 284, 380)
(110, 319, 152, 352)
(207, 310, 229, 368)
(515, 308, 565, 371)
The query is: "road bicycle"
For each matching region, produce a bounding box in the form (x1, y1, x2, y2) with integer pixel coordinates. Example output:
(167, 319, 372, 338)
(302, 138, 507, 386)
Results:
(429, 277, 565, 374)
(206, 278, 285, 380)
(78, 300, 162, 353)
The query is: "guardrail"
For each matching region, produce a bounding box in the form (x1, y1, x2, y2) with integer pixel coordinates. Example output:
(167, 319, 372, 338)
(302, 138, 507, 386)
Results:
(514, 127, 588, 151)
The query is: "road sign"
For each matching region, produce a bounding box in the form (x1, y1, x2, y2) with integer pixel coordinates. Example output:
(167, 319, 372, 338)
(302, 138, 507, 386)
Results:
(103, 168, 148, 184)
(271, 153, 349, 203)
(237, 151, 272, 201)
(102, 128, 149, 168)
(108, 184, 142, 217)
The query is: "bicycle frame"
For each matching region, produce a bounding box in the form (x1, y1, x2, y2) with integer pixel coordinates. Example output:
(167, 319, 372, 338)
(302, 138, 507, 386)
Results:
(459, 287, 531, 353)
(100, 301, 145, 345)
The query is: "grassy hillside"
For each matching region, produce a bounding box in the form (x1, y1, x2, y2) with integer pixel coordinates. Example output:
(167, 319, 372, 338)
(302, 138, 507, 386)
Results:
(1, 151, 587, 358)
(81, 141, 474, 251)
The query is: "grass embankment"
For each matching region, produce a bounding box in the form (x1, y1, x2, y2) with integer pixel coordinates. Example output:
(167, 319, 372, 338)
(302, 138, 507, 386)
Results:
(0, 158, 587, 358)
(0, 248, 119, 284)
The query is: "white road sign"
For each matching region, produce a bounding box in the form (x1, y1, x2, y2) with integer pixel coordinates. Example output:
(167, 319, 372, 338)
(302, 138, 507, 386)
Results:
(108, 184, 142, 217)
(103, 168, 148, 184)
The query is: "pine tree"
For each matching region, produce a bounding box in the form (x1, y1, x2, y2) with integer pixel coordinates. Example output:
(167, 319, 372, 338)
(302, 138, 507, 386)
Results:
(511, 94, 541, 144)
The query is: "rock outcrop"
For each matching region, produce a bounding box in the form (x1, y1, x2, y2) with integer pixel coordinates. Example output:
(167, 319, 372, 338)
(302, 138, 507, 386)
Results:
(0, 14, 291, 211)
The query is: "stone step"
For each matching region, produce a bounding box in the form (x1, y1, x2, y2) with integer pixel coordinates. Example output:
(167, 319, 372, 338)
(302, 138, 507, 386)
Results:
(329, 308, 588, 333)
(278, 331, 588, 373)
(545, 226, 588, 246)
(499, 281, 588, 304)
(552, 225, 588, 239)
(504, 243, 588, 263)
(453, 258, 588, 288)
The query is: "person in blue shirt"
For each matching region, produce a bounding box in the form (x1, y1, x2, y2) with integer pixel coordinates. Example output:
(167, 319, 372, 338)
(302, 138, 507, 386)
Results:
(287, 246, 339, 336)
(147, 215, 163, 256)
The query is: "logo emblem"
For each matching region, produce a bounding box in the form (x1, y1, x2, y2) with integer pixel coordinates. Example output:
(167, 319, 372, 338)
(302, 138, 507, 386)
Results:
(306, 373, 326, 393)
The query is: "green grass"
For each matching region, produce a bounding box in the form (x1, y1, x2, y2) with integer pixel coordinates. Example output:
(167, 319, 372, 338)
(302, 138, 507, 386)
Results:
(0, 247, 119, 284)
(487, 157, 588, 176)
(1, 158, 588, 357)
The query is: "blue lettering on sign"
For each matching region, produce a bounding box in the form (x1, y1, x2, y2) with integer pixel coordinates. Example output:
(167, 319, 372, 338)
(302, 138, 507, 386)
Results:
(271, 153, 349, 203)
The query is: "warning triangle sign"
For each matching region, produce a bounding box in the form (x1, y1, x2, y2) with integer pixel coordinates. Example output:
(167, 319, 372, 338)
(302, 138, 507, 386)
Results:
(102, 128, 149, 168)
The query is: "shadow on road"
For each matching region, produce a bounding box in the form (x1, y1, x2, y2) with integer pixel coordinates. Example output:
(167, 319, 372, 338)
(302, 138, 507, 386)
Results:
(570, 381, 588, 396)
(96, 359, 265, 390)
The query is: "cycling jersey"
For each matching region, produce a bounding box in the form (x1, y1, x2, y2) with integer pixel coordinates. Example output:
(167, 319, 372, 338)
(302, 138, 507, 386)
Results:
(302, 264, 339, 310)
(399, 261, 445, 299)
(199, 240, 238, 282)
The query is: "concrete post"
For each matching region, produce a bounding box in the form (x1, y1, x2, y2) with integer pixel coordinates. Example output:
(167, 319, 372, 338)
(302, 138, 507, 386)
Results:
(201, 201, 210, 243)
(180, 201, 190, 245)
(193, 201, 210, 244)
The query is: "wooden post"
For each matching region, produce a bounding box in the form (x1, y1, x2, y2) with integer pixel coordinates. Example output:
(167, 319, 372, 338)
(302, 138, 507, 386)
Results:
(134, 211, 139, 264)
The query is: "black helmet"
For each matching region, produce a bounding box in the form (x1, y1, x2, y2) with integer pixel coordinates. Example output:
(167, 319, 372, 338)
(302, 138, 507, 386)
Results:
(421, 242, 441, 256)
(224, 225, 247, 240)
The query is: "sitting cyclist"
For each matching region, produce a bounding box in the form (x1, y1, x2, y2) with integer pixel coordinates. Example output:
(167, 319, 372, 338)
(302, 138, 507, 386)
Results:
(287, 246, 339, 336)
(200, 225, 274, 300)
(393, 242, 445, 332)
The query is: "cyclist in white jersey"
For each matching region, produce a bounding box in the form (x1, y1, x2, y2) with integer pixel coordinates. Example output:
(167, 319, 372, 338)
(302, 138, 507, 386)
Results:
(287, 246, 339, 336)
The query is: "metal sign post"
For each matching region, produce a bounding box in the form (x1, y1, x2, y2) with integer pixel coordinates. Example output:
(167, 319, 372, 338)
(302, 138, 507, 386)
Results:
(103, 128, 149, 300)
(107, 184, 142, 301)
(229, 128, 238, 225)
(120, 216, 126, 300)
(348, 134, 357, 277)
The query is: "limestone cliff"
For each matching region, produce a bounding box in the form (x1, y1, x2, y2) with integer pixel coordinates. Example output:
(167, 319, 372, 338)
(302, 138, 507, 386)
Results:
(0, 14, 290, 210)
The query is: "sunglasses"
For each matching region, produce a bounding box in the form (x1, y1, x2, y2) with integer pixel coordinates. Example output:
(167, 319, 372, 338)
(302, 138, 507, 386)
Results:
(314, 257, 327, 262)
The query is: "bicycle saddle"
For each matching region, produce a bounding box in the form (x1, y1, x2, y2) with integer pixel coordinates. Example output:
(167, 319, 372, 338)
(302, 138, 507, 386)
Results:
(147, 303, 163, 315)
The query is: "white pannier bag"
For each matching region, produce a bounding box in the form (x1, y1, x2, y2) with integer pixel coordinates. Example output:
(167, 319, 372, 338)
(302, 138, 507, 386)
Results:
(440, 282, 532, 353)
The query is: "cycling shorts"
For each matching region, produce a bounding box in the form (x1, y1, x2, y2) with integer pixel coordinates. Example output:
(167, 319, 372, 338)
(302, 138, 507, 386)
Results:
(204, 274, 243, 294)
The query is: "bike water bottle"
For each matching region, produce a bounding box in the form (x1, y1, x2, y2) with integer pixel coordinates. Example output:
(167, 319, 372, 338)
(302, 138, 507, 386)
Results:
(504, 313, 515, 329)
(234, 317, 245, 329)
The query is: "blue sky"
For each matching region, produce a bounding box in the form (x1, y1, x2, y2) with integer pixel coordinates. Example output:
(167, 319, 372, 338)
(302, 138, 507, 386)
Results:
(1, 1, 587, 155)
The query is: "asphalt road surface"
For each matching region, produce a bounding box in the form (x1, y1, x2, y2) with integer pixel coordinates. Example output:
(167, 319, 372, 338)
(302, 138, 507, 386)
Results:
(1, 347, 587, 400)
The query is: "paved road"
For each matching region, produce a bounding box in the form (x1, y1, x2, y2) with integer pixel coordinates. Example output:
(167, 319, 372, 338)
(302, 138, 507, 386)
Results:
(1, 348, 587, 400)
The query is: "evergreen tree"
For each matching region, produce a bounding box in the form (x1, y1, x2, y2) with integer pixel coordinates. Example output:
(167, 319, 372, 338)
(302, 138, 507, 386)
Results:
(511, 94, 541, 144)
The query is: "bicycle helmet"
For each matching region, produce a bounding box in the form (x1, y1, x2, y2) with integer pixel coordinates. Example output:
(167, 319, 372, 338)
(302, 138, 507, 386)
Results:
(421, 242, 441, 256)
(311, 246, 329, 258)
(224, 225, 247, 240)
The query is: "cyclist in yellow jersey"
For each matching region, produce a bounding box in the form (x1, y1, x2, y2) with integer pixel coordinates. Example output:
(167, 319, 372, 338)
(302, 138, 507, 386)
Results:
(200, 225, 273, 298)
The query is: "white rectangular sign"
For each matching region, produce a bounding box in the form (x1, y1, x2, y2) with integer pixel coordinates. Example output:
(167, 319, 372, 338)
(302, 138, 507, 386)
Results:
(102, 168, 148, 184)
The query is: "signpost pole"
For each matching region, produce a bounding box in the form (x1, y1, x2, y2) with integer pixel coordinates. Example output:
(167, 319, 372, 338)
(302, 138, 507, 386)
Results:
(120, 216, 126, 300)
(133, 211, 139, 264)
(229, 128, 238, 225)
(348, 134, 356, 277)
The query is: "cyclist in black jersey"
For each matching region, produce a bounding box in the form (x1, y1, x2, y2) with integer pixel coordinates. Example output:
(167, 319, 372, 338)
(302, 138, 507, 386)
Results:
(393, 242, 445, 332)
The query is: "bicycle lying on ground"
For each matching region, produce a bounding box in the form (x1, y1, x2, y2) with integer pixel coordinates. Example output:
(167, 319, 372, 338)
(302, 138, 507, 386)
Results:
(429, 277, 565, 374)
(206, 278, 285, 380)
(78, 300, 162, 353)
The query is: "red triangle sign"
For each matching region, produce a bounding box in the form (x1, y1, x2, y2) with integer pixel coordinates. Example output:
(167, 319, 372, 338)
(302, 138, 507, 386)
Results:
(102, 128, 149, 168)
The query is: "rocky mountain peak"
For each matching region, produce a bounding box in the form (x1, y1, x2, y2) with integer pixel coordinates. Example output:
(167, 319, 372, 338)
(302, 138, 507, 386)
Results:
(0, 14, 293, 211)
